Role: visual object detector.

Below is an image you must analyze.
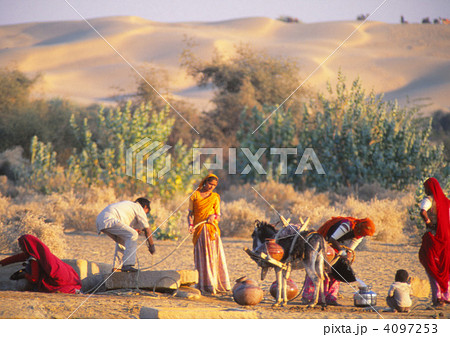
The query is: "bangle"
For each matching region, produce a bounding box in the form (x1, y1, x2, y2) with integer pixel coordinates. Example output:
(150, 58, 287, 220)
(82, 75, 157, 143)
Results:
(189, 223, 193, 227)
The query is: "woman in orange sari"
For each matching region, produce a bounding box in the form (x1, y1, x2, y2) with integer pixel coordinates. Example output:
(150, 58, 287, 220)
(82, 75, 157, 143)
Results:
(188, 173, 231, 294)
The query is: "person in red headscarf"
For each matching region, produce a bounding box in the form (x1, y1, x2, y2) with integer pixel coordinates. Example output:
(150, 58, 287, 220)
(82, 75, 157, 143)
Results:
(302, 217, 376, 305)
(0, 234, 82, 294)
(419, 177, 450, 307)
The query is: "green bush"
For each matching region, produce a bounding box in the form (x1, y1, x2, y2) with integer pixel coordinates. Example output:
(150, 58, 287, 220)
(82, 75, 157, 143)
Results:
(237, 74, 447, 191)
(27, 102, 205, 198)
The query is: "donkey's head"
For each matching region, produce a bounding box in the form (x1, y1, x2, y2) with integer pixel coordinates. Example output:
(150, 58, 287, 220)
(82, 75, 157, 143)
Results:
(251, 220, 278, 250)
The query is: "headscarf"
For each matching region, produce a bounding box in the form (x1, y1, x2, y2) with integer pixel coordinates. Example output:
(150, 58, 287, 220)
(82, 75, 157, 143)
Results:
(317, 217, 376, 239)
(191, 173, 220, 245)
(354, 218, 376, 237)
(18, 235, 82, 294)
(419, 178, 450, 291)
(197, 173, 219, 189)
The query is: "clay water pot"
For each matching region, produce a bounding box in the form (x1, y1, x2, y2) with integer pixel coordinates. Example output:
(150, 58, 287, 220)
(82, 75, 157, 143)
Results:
(269, 278, 300, 301)
(265, 238, 284, 261)
(232, 276, 259, 292)
(232, 276, 263, 306)
(325, 244, 336, 264)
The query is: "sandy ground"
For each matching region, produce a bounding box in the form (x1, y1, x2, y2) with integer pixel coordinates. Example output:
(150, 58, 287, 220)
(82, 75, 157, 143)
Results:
(0, 232, 448, 320)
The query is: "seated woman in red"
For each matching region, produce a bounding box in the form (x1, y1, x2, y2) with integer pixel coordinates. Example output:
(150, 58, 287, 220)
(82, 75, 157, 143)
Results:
(0, 234, 82, 294)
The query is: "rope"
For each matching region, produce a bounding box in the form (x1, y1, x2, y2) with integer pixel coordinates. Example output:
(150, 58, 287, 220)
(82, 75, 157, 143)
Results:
(139, 221, 206, 271)
(340, 245, 356, 264)
(152, 276, 179, 296)
(82, 221, 206, 293)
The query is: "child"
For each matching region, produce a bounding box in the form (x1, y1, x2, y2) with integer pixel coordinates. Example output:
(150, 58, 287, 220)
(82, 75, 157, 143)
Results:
(386, 269, 412, 312)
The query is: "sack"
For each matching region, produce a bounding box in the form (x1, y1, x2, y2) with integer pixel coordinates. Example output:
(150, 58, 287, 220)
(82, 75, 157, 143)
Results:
(330, 256, 356, 283)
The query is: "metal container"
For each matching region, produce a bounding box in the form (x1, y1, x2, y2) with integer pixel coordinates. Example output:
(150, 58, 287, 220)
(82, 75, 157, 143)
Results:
(353, 286, 377, 307)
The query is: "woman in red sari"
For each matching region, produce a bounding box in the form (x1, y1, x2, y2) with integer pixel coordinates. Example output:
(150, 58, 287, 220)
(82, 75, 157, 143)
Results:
(0, 234, 82, 294)
(187, 173, 231, 294)
(302, 217, 375, 305)
(419, 177, 450, 307)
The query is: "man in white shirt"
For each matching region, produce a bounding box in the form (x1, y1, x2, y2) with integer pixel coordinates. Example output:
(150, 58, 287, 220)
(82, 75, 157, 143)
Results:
(96, 198, 155, 272)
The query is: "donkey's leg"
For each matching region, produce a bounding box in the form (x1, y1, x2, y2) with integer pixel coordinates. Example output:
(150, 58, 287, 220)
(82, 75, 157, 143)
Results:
(273, 267, 283, 307)
(281, 264, 292, 307)
(305, 253, 320, 308)
(317, 258, 326, 306)
(305, 270, 319, 307)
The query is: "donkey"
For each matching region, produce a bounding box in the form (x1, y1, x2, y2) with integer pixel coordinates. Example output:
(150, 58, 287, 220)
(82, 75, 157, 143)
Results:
(251, 219, 327, 307)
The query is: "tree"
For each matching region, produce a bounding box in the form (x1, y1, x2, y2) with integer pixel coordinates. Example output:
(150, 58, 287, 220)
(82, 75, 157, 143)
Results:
(0, 68, 40, 152)
(0, 67, 39, 116)
(181, 42, 310, 147)
(0, 68, 87, 158)
(113, 64, 200, 148)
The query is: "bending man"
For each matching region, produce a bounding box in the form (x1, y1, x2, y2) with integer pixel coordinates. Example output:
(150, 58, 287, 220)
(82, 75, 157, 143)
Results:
(96, 197, 155, 272)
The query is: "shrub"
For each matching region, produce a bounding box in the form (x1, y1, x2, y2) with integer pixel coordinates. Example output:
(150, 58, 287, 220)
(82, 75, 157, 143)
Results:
(24, 103, 205, 198)
(295, 74, 446, 190)
(236, 73, 446, 191)
(62, 187, 118, 232)
(147, 197, 185, 240)
(220, 180, 414, 245)
(287, 189, 339, 229)
(0, 147, 29, 183)
(222, 180, 299, 210)
(0, 210, 66, 257)
(341, 196, 412, 244)
(220, 199, 267, 237)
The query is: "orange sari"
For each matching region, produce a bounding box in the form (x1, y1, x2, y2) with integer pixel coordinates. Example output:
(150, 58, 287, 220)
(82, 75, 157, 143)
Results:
(189, 176, 230, 294)
(190, 191, 221, 245)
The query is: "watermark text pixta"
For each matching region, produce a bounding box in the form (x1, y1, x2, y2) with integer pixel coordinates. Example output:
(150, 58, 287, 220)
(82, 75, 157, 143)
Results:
(193, 147, 325, 175)
(126, 138, 325, 185)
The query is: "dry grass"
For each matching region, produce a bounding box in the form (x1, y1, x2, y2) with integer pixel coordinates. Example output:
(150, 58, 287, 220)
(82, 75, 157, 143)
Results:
(221, 181, 417, 245)
(0, 178, 419, 253)
(220, 199, 267, 237)
(0, 207, 66, 257)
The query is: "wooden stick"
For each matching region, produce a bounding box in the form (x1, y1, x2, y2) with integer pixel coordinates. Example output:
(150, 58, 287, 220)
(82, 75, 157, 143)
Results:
(280, 215, 291, 227)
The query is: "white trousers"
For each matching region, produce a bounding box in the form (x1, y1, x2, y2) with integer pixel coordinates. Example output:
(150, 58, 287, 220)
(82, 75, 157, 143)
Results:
(100, 221, 139, 268)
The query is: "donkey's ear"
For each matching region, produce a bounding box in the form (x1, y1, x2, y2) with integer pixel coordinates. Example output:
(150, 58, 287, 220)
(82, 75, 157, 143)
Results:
(254, 220, 261, 227)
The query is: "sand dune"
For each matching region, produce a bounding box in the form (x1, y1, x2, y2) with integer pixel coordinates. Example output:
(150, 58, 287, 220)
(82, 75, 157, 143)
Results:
(0, 16, 449, 113)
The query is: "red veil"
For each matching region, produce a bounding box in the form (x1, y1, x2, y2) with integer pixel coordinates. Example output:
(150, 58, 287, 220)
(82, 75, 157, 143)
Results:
(18, 235, 81, 294)
(419, 178, 450, 292)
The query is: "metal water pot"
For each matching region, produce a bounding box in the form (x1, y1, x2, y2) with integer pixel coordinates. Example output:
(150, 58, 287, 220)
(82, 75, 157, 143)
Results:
(353, 286, 377, 307)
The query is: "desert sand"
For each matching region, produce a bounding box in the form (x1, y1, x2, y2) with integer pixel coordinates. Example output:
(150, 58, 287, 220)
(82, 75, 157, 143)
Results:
(0, 17, 449, 113)
(0, 231, 448, 319)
